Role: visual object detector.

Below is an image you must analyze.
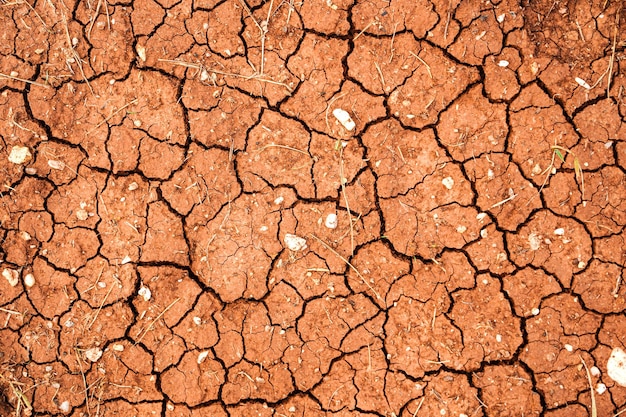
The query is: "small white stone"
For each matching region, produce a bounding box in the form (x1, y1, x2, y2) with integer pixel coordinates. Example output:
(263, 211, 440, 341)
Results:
(24, 273, 35, 287)
(476, 212, 488, 222)
(193, 316, 202, 325)
(480, 229, 488, 238)
(497, 13, 505, 22)
(8, 146, 32, 164)
(531, 307, 540, 316)
(575, 77, 591, 90)
(274, 196, 284, 205)
(553, 228, 565, 236)
(136, 44, 147, 61)
(498, 60, 509, 67)
(442, 176, 454, 190)
(2, 268, 19, 287)
(496, 334, 502, 343)
(596, 383, 607, 394)
(528, 232, 541, 251)
(128, 181, 139, 191)
(284, 234, 307, 251)
(332, 108, 356, 131)
(591, 366, 601, 377)
(133, 119, 142, 127)
(85, 347, 103, 362)
(76, 209, 89, 221)
(112, 344, 125, 352)
(578, 261, 586, 269)
(456, 225, 467, 233)
(325, 213, 338, 229)
(564, 344, 573, 352)
(288, 406, 296, 412)
(121, 255, 132, 265)
(59, 400, 71, 413)
(138, 286, 151, 301)
(48, 160, 65, 170)
(607, 347, 626, 387)
(197, 351, 209, 364)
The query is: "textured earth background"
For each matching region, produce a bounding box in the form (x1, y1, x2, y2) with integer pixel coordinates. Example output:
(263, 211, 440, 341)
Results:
(1, 0, 626, 416)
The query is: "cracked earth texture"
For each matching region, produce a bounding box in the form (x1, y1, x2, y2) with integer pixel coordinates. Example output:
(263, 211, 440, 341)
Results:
(1, 0, 626, 416)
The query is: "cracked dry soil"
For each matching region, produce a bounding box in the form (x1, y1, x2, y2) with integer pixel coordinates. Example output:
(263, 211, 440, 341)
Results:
(1, 0, 626, 416)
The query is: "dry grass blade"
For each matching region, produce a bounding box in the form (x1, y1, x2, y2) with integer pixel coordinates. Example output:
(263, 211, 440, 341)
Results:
(135, 298, 180, 344)
(0, 72, 49, 88)
(579, 355, 597, 417)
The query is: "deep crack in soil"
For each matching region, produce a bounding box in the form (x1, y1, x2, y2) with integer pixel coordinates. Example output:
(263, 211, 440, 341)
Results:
(1, 0, 626, 416)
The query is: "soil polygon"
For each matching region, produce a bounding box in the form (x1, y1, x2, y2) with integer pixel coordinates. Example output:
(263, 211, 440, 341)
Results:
(1, 0, 625, 416)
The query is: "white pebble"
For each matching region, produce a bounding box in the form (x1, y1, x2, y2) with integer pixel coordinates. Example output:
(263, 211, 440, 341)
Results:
(553, 228, 565, 235)
(136, 44, 147, 62)
(495, 334, 502, 343)
(456, 225, 467, 233)
(531, 307, 540, 316)
(24, 273, 35, 287)
(441, 176, 454, 190)
(274, 196, 284, 205)
(193, 316, 202, 325)
(575, 77, 591, 90)
(138, 286, 151, 301)
(8, 146, 32, 164)
(498, 60, 509, 67)
(476, 212, 488, 222)
(121, 255, 132, 265)
(284, 234, 307, 251)
(85, 347, 103, 362)
(564, 344, 573, 352)
(596, 383, 607, 394)
(112, 344, 125, 352)
(607, 347, 626, 387)
(128, 182, 139, 191)
(197, 351, 209, 364)
(2, 268, 19, 287)
(47, 160, 65, 170)
(76, 209, 89, 221)
(591, 366, 601, 377)
(325, 213, 338, 229)
(59, 400, 70, 413)
(332, 108, 356, 131)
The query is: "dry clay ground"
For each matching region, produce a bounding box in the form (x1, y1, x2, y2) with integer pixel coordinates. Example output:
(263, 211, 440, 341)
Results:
(1, 0, 626, 416)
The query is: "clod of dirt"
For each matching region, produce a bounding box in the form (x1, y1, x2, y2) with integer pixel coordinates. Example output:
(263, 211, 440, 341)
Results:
(607, 347, 626, 387)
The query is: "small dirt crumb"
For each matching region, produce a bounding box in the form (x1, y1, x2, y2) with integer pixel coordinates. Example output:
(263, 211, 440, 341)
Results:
(8, 146, 32, 164)
(2, 268, 19, 286)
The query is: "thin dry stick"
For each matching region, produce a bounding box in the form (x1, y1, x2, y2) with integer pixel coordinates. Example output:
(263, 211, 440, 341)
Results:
(60, 8, 95, 96)
(339, 147, 355, 256)
(409, 52, 432, 79)
(86, 98, 138, 135)
(580, 355, 597, 417)
(0, 72, 49, 88)
(309, 234, 381, 300)
(606, 7, 620, 98)
(255, 143, 310, 156)
(412, 397, 425, 416)
(87, 283, 114, 329)
(135, 298, 180, 344)
(75, 349, 91, 416)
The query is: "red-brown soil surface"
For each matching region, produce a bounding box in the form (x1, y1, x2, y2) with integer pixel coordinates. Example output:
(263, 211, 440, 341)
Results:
(1, 0, 626, 416)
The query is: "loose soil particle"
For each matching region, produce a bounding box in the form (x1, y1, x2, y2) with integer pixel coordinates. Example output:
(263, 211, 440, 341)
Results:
(1, 0, 626, 416)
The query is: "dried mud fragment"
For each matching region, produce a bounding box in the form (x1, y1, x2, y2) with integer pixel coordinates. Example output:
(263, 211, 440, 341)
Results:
(138, 138, 185, 180)
(380, 163, 478, 258)
(310, 132, 365, 200)
(222, 359, 294, 404)
(521, 294, 601, 409)
(58, 300, 133, 372)
(450, 274, 523, 367)
(95, 341, 162, 402)
(483, 48, 522, 101)
(75, 256, 138, 308)
(193, 4, 243, 57)
(312, 358, 357, 411)
(282, 34, 348, 126)
(131, 0, 166, 36)
(572, 259, 626, 314)
(388, 42, 479, 128)
(508, 84, 579, 184)
(98, 174, 149, 263)
(108, 118, 142, 173)
(351, 0, 437, 38)
(46, 165, 105, 228)
(298, 0, 350, 34)
(0, 328, 28, 364)
(42, 224, 99, 272)
(141, 201, 188, 265)
(29, 141, 85, 186)
(542, 172, 582, 216)
(574, 166, 626, 237)
(187, 190, 284, 302)
(473, 364, 542, 417)
(28, 257, 77, 318)
(385, 294, 462, 378)
(506, 210, 592, 288)
(265, 280, 304, 328)
(346, 241, 409, 308)
(2, 229, 38, 265)
(416, 371, 480, 417)
(363, 119, 446, 198)
(186, 84, 263, 152)
(465, 222, 516, 274)
(438, 84, 509, 162)
(19, 315, 60, 363)
(28, 362, 83, 415)
(93, 400, 162, 416)
(164, 143, 240, 217)
(237, 110, 314, 197)
(348, 33, 421, 95)
(465, 153, 540, 230)
(502, 267, 562, 317)
(448, 11, 504, 65)
(173, 291, 221, 349)
(166, 403, 228, 417)
(161, 349, 224, 406)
